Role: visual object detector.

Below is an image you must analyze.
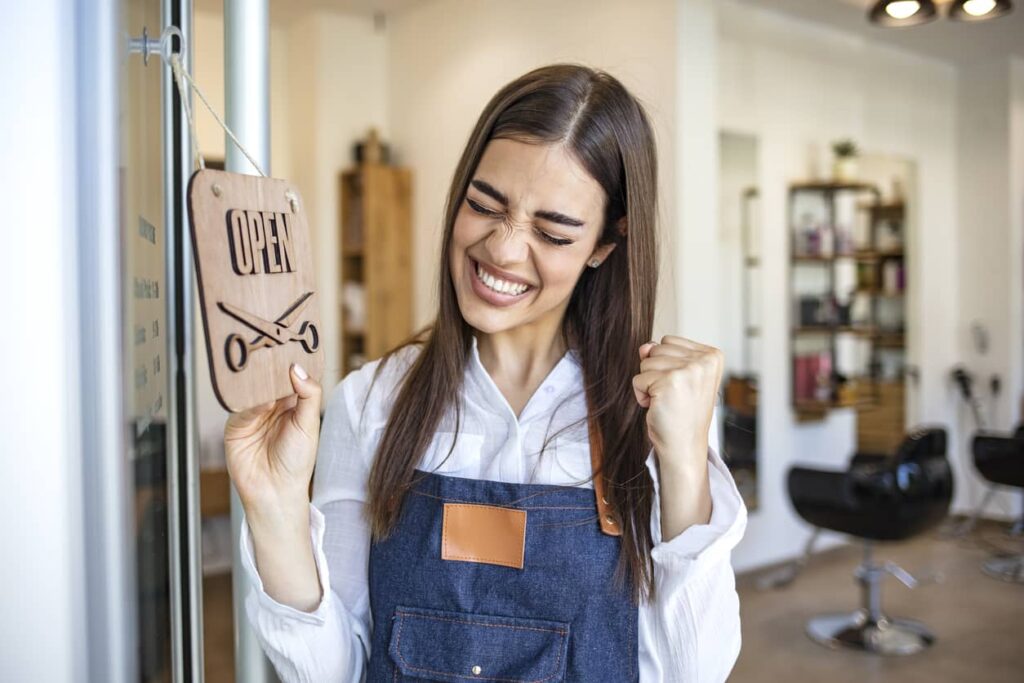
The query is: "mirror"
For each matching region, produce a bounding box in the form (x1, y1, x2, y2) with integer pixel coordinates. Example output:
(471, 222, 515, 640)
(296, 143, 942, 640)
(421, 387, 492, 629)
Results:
(718, 130, 760, 511)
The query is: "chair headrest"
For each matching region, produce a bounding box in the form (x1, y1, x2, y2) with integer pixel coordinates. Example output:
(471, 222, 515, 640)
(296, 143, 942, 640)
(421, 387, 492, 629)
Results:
(896, 427, 947, 460)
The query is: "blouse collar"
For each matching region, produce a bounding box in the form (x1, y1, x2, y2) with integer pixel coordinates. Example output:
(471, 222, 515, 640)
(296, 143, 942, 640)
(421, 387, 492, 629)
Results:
(466, 332, 582, 423)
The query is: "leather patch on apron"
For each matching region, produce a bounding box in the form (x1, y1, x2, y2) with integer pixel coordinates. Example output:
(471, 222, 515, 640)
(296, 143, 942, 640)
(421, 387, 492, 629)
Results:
(441, 503, 527, 570)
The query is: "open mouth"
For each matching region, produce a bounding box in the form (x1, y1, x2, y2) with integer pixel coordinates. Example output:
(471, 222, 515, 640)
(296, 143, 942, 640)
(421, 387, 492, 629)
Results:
(469, 256, 534, 303)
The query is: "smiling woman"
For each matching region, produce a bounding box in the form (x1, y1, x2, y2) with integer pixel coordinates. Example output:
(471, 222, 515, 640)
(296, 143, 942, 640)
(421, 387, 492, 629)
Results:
(226, 63, 746, 683)
(451, 139, 615, 320)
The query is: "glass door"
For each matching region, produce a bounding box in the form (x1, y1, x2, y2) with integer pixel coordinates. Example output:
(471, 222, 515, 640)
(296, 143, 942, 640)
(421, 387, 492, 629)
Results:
(121, 1, 173, 680)
(119, 0, 202, 679)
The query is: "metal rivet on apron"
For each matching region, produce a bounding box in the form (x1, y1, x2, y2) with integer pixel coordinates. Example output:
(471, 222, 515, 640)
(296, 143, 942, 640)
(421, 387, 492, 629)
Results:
(602, 495, 609, 505)
(471, 665, 482, 675)
(211, 183, 222, 197)
(605, 515, 616, 525)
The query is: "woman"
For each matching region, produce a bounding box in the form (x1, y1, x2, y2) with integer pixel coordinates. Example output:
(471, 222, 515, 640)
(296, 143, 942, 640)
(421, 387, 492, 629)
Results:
(227, 64, 747, 682)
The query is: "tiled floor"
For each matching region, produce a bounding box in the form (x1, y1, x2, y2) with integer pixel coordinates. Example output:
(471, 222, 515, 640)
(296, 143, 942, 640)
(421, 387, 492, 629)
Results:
(201, 521, 1023, 682)
(732, 521, 1024, 683)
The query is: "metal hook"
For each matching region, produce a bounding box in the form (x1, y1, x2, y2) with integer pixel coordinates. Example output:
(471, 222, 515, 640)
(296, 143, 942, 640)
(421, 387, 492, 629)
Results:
(158, 26, 185, 66)
(128, 25, 185, 66)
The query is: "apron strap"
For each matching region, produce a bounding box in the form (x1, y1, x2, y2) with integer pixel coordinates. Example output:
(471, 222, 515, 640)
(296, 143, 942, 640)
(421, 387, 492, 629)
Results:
(587, 409, 622, 537)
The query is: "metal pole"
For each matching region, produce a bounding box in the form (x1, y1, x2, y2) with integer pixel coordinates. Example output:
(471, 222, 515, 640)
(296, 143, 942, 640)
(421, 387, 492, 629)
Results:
(224, 1, 276, 681)
(163, 0, 204, 681)
(76, 0, 135, 680)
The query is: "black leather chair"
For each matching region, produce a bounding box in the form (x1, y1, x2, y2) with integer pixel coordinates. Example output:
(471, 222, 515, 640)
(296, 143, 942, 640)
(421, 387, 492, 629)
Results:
(787, 427, 953, 655)
(972, 426, 1024, 583)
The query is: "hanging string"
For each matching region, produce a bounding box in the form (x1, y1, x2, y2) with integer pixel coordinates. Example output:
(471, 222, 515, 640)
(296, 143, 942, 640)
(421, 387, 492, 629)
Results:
(170, 54, 205, 172)
(168, 52, 268, 178)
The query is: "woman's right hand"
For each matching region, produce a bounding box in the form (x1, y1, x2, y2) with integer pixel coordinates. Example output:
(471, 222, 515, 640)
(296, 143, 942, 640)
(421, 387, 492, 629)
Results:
(224, 363, 323, 516)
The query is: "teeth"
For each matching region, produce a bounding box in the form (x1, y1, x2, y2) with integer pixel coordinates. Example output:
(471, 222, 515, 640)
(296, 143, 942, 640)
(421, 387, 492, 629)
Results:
(477, 262, 528, 296)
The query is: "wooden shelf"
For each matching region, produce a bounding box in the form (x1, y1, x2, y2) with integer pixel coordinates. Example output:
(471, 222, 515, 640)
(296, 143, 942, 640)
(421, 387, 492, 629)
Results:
(853, 287, 904, 298)
(788, 179, 907, 426)
(854, 249, 904, 260)
(793, 325, 874, 335)
(791, 249, 906, 262)
(793, 254, 838, 262)
(790, 180, 879, 193)
(858, 201, 905, 212)
(339, 161, 414, 376)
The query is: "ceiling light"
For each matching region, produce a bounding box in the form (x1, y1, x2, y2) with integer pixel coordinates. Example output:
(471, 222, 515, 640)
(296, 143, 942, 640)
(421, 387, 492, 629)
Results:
(868, 0, 939, 27)
(947, 0, 1014, 21)
(888, 1, 923, 18)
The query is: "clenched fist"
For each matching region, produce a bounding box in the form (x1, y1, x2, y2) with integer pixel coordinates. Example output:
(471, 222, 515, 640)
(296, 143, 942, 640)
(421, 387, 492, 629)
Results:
(632, 335, 723, 474)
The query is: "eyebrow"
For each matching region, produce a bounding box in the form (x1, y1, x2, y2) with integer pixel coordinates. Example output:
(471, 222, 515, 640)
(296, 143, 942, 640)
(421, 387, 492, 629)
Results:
(470, 178, 585, 228)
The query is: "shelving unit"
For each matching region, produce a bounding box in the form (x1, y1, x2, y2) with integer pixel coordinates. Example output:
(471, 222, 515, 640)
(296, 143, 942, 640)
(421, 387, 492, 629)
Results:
(788, 180, 908, 421)
(338, 161, 413, 375)
(854, 201, 908, 452)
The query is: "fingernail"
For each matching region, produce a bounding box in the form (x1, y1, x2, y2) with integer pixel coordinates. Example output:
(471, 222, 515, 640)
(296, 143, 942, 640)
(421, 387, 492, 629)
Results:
(292, 363, 308, 380)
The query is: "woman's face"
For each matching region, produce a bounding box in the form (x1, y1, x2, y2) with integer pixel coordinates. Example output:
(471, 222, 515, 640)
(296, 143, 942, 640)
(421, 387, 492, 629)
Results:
(449, 138, 617, 337)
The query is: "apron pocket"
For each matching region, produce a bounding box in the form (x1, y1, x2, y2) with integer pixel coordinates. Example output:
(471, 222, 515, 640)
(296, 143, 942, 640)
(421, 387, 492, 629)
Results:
(388, 605, 570, 682)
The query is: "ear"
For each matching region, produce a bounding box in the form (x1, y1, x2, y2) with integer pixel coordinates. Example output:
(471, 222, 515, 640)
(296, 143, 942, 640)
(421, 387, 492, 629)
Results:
(616, 215, 628, 237)
(587, 241, 617, 267)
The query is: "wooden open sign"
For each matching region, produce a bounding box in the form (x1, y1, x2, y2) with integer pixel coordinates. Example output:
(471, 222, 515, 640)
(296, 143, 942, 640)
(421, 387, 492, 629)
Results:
(188, 169, 324, 412)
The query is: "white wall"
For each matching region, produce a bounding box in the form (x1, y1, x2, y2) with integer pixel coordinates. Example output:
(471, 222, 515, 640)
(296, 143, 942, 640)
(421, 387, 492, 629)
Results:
(0, 1, 85, 680)
(713, 1, 965, 572)
(955, 55, 1024, 519)
(677, 0, 721, 344)
(1013, 57, 1024, 429)
(193, 8, 387, 461)
(386, 0, 679, 336)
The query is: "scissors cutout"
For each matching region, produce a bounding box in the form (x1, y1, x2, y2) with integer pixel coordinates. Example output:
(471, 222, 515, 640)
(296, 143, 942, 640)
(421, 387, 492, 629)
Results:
(218, 292, 320, 372)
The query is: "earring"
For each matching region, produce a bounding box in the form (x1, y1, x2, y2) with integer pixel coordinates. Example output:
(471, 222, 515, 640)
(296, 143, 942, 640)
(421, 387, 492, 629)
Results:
(588, 259, 601, 268)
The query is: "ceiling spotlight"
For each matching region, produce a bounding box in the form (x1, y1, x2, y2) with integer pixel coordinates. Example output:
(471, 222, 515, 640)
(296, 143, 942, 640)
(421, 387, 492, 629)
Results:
(868, 0, 939, 27)
(947, 0, 1014, 21)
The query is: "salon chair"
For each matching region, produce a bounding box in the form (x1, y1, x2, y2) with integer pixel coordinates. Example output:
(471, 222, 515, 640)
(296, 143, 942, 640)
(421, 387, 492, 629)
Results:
(972, 425, 1024, 583)
(786, 427, 953, 655)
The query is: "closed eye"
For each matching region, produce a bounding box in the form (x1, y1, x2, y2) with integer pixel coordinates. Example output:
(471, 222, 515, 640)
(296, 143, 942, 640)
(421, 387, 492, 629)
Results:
(466, 197, 501, 217)
(465, 197, 574, 247)
(535, 230, 574, 247)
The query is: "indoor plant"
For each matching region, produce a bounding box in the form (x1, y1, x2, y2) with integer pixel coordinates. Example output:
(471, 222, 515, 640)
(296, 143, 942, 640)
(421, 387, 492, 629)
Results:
(832, 139, 859, 182)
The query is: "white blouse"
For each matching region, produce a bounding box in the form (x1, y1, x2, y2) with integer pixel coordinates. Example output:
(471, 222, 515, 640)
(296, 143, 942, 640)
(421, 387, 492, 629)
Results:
(240, 335, 748, 682)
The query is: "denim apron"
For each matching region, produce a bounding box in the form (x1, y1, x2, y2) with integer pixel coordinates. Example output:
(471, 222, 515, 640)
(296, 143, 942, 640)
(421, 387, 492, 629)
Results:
(365, 416, 639, 682)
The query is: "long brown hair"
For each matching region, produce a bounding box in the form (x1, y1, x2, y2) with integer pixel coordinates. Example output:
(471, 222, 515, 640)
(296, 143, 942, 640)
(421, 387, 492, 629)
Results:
(365, 64, 659, 601)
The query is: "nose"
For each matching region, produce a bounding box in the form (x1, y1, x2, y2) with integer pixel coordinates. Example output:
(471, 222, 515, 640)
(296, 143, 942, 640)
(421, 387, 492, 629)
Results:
(483, 218, 529, 267)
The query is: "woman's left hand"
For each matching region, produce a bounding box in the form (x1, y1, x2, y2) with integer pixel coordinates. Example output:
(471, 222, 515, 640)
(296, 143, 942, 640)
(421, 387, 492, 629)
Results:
(631, 335, 724, 473)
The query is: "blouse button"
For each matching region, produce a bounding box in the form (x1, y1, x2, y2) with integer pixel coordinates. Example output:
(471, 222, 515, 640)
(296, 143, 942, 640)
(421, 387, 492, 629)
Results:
(471, 665, 482, 675)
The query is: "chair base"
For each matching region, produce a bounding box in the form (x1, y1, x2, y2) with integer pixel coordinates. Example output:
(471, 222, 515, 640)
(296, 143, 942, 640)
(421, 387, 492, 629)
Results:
(806, 610, 935, 655)
(981, 555, 1024, 583)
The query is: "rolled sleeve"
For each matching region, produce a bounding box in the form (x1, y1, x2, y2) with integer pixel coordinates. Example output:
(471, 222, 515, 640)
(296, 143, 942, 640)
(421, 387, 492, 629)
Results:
(650, 446, 748, 574)
(640, 446, 747, 683)
(239, 504, 333, 626)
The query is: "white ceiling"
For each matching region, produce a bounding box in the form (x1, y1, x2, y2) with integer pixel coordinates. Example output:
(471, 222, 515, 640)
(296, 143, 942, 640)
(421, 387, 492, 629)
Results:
(195, 0, 1023, 65)
(194, 0, 427, 25)
(734, 0, 1024, 65)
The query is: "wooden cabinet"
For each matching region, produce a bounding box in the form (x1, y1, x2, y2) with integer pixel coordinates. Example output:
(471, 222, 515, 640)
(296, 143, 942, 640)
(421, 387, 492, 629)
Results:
(339, 163, 413, 375)
(857, 381, 906, 453)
